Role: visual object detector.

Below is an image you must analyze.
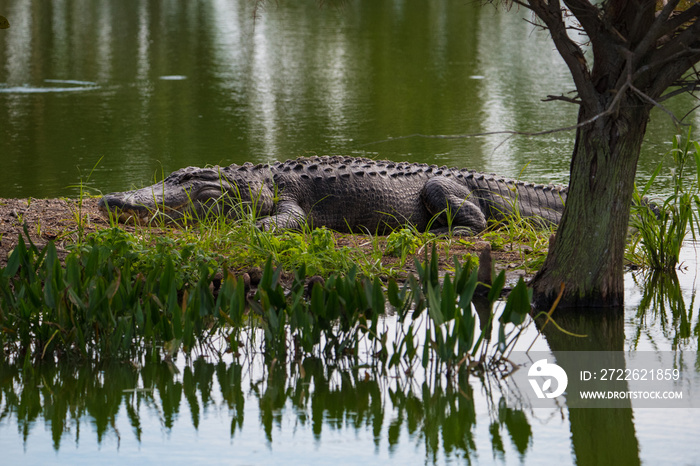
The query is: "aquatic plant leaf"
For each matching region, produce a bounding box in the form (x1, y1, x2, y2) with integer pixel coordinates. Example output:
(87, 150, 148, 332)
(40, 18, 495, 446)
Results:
(440, 274, 454, 321)
(171, 285, 183, 341)
(487, 270, 506, 304)
(422, 329, 431, 368)
(458, 268, 479, 310)
(458, 310, 476, 352)
(386, 279, 403, 309)
(429, 245, 439, 289)
(427, 285, 444, 326)
(500, 277, 532, 325)
(3, 235, 24, 278)
(371, 277, 385, 316)
(310, 281, 325, 318)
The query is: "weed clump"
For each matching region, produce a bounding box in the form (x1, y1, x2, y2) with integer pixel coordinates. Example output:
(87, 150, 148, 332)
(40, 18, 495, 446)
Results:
(628, 130, 700, 271)
(0, 229, 534, 376)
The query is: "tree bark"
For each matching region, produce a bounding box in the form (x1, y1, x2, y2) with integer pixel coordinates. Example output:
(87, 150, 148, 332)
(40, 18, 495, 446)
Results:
(530, 97, 652, 309)
(522, 0, 700, 310)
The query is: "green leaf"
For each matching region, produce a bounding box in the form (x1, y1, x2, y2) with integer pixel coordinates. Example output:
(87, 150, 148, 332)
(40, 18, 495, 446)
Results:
(427, 285, 444, 326)
(310, 281, 325, 318)
(487, 270, 506, 303)
(3, 236, 24, 278)
(639, 161, 663, 197)
(371, 277, 385, 316)
(171, 285, 183, 341)
(458, 310, 475, 352)
(387, 279, 403, 309)
(458, 268, 479, 311)
(500, 277, 532, 325)
(67, 286, 86, 311)
(422, 328, 431, 368)
(441, 274, 455, 321)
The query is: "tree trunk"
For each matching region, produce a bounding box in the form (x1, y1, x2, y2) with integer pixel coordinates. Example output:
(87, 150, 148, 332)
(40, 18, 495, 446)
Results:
(530, 100, 652, 310)
(520, 1, 700, 310)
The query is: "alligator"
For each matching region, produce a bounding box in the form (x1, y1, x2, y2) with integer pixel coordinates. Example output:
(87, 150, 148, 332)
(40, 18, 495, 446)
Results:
(98, 156, 567, 234)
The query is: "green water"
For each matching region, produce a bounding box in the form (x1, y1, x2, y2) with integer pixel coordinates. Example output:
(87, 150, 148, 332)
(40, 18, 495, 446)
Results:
(1, 1, 699, 464)
(1, 269, 698, 465)
(0, 0, 694, 199)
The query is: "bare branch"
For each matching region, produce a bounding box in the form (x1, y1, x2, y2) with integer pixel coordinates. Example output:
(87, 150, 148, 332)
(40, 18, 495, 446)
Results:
(508, 0, 532, 9)
(362, 86, 632, 148)
(656, 4, 700, 41)
(543, 94, 582, 104)
(630, 83, 683, 126)
(647, 19, 700, 96)
(634, 47, 699, 81)
(527, 0, 599, 110)
(632, 0, 682, 58)
(680, 102, 700, 123)
(561, 0, 602, 39)
(522, 17, 550, 31)
(659, 82, 700, 102)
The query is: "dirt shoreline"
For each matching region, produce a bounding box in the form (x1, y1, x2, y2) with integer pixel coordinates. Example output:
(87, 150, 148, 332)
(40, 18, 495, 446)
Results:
(0, 197, 533, 284)
(0, 198, 109, 267)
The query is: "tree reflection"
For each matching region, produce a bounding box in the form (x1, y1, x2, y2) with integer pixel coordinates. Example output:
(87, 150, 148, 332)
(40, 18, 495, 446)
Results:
(3, 267, 694, 463)
(537, 308, 640, 466)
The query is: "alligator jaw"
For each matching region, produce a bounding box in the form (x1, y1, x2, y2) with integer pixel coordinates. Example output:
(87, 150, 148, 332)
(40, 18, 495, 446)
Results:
(98, 191, 191, 225)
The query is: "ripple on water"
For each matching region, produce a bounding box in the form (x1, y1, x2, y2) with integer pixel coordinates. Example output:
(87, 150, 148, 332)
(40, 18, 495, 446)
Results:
(0, 79, 99, 93)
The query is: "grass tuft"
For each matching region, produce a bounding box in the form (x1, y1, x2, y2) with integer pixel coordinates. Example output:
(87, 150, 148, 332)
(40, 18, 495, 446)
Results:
(628, 129, 700, 271)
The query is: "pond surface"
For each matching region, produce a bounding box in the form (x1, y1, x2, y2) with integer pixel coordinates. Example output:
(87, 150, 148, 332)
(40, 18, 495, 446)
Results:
(1, 1, 699, 464)
(0, 0, 697, 198)
(0, 252, 698, 465)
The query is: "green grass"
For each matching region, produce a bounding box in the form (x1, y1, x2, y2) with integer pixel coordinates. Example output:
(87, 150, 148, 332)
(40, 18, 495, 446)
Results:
(628, 129, 700, 271)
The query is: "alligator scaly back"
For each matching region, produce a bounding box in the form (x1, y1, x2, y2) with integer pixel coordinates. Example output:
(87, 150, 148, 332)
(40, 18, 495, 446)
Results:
(99, 156, 567, 234)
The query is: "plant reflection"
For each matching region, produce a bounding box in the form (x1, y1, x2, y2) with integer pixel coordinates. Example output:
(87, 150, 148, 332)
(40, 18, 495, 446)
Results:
(632, 269, 696, 348)
(1, 269, 697, 463)
(0, 354, 534, 461)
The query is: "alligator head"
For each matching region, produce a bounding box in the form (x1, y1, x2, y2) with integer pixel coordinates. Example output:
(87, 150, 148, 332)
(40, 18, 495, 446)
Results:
(98, 165, 275, 224)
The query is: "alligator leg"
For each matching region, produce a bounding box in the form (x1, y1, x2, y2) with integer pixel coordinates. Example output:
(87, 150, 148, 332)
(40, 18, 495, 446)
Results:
(257, 200, 308, 231)
(421, 177, 487, 234)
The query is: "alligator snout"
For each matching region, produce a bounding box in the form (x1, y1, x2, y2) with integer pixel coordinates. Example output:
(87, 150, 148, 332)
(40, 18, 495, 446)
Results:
(98, 191, 158, 224)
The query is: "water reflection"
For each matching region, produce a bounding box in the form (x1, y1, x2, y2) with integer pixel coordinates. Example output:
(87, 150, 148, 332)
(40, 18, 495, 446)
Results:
(3, 0, 688, 199)
(0, 79, 99, 93)
(0, 352, 540, 463)
(1, 313, 695, 465)
(632, 270, 695, 348)
(476, 7, 576, 183)
(537, 309, 640, 466)
(1, 244, 700, 463)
